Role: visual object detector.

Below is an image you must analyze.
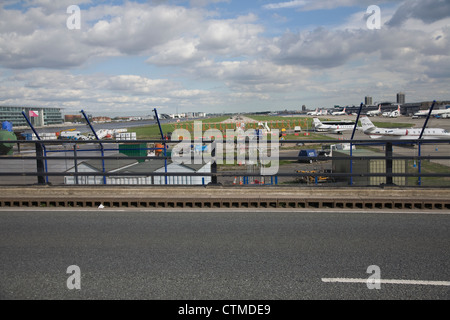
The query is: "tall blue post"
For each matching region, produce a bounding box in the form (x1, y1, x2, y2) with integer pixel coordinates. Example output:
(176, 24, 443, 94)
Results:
(419, 101, 436, 140)
(349, 103, 364, 186)
(418, 101, 436, 186)
(22, 111, 48, 184)
(81, 110, 106, 185)
(418, 142, 422, 186)
(154, 108, 168, 185)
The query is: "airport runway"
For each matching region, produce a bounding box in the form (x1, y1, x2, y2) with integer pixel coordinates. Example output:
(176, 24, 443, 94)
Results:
(0, 210, 449, 300)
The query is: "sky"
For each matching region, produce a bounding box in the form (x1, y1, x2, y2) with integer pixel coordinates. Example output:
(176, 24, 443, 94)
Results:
(0, 0, 450, 116)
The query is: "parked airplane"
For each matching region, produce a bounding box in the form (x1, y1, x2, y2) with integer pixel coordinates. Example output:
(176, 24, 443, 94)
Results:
(413, 107, 450, 118)
(388, 105, 401, 118)
(367, 105, 382, 117)
(307, 108, 320, 116)
(313, 118, 357, 134)
(360, 116, 450, 140)
(332, 108, 347, 116)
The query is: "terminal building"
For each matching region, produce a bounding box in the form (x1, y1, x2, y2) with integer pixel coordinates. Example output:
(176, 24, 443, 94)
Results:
(0, 106, 63, 127)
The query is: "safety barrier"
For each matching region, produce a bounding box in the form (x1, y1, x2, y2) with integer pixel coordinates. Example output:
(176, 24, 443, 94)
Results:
(1, 138, 450, 188)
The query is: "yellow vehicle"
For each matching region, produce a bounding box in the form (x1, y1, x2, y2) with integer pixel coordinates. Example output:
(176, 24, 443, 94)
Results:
(296, 170, 331, 184)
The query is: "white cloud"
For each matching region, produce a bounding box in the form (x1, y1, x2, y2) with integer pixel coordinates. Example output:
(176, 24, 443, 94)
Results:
(189, 0, 230, 7)
(83, 4, 204, 55)
(263, 0, 307, 10)
(1, 0, 449, 114)
(263, 0, 399, 11)
(146, 38, 201, 66)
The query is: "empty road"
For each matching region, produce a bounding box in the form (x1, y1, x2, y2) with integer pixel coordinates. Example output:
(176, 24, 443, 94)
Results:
(0, 209, 449, 300)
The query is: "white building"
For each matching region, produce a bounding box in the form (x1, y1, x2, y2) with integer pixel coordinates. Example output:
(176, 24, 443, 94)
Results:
(64, 155, 211, 185)
(64, 154, 139, 185)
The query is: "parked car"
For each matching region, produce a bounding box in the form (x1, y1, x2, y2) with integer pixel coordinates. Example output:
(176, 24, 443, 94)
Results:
(298, 149, 318, 163)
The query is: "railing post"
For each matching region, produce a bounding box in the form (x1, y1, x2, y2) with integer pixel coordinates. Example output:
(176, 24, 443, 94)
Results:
(211, 141, 218, 185)
(73, 144, 79, 185)
(35, 142, 46, 185)
(386, 142, 393, 186)
(418, 142, 422, 186)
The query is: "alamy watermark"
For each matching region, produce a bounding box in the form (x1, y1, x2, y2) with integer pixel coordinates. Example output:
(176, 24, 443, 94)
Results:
(171, 121, 280, 176)
(67, 265, 81, 290)
(367, 265, 381, 290)
(67, 5, 81, 30)
(366, 5, 381, 30)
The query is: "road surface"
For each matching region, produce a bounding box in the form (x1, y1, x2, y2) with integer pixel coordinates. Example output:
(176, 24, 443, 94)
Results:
(0, 209, 449, 300)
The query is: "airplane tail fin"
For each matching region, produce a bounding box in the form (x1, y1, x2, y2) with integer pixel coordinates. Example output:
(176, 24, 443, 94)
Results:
(360, 116, 376, 132)
(313, 118, 322, 128)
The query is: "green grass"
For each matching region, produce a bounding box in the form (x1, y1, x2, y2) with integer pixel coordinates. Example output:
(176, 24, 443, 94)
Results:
(133, 123, 178, 139)
(133, 117, 234, 139)
(248, 115, 312, 127)
(202, 116, 231, 123)
(407, 160, 450, 186)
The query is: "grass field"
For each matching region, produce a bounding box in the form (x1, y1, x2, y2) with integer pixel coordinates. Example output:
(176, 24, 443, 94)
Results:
(407, 160, 450, 186)
(373, 121, 414, 128)
(133, 117, 232, 139)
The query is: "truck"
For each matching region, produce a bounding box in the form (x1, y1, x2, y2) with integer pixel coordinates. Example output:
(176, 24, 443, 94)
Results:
(59, 131, 86, 140)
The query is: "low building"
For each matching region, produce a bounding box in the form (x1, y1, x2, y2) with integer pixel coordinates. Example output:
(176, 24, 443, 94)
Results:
(64, 154, 139, 185)
(64, 154, 212, 185)
(112, 160, 212, 185)
(92, 116, 112, 123)
(332, 149, 407, 186)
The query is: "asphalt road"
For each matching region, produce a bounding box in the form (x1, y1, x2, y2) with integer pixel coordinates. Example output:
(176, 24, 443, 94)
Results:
(0, 210, 449, 300)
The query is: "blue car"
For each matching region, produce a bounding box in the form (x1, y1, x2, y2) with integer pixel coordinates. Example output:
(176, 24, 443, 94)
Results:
(298, 149, 318, 163)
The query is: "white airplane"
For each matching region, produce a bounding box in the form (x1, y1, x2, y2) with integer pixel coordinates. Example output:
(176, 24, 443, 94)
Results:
(332, 108, 347, 116)
(388, 105, 401, 118)
(307, 108, 320, 116)
(313, 118, 356, 134)
(360, 116, 450, 140)
(414, 108, 450, 118)
(367, 105, 382, 117)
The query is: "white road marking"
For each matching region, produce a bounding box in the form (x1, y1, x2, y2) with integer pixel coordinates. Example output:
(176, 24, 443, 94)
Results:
(322, 278, 450, 286)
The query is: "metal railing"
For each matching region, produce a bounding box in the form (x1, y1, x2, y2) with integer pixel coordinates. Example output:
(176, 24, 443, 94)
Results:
(1, 138, 449, 188)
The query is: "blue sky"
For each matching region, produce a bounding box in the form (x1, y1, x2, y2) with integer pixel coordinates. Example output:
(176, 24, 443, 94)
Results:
(1, 0, 449, 116)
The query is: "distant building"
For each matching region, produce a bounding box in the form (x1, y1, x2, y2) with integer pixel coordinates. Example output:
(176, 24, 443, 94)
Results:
(92, 116, 112, 123)
(397, 92, 406, 105)
(365, 96, 373, 106)
(64, 114, 83, 123)
(0, 106, 63, 127)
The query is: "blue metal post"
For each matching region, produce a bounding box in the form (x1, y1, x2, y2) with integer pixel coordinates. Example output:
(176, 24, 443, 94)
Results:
(418, 142, 422, 186)
(22, 111, 49, 184)
(419, 100, 436, 140)
(349, 103, 364, 186)
(153, 108, 168, 185)
(81, 110, 106, 185)
(418, 101, 436, 186)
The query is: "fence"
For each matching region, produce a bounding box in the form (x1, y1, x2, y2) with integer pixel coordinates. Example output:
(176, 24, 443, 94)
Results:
(0, 138, 449, 188)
